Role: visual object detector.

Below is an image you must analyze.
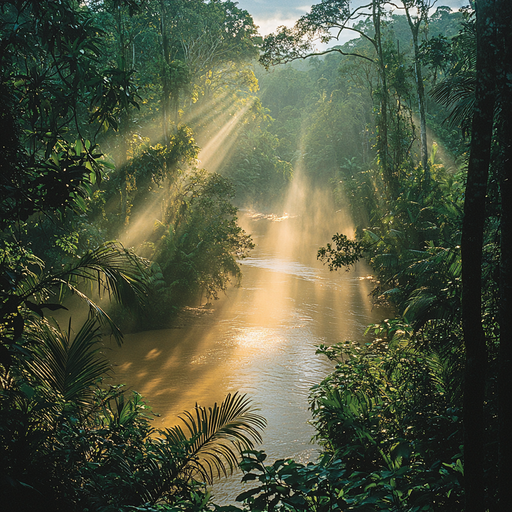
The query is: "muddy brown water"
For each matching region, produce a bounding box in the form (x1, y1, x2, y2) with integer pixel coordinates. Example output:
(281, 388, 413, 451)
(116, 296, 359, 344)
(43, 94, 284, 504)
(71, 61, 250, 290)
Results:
(107, 193, 390, 504)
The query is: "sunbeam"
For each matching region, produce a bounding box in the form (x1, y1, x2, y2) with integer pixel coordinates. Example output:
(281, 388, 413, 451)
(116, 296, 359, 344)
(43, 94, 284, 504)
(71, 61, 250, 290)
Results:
(198, 97, 257, 172)
(182, 89, 233, 131)
(118, 186, 167, 249)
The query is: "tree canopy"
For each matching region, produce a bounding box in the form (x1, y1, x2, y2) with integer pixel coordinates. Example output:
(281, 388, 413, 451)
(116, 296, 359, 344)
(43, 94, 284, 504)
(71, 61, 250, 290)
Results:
(2, 0, 511, 510)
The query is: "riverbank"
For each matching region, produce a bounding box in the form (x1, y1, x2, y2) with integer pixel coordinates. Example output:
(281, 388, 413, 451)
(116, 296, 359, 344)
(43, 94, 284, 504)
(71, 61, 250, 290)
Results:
(170, 305, 217, 328)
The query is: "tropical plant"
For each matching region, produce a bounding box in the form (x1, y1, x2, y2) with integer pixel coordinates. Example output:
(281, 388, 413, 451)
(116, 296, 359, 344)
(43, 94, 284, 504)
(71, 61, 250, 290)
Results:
(0, 385, 265, 511)
(428, 11, 476, 135)
(26, 317, 111, 409)
(120, 169, 255, 329)
(306, 339, 464, 510)
(0, 239, 151, 505)
(235, 447, 463, 511)
(166, 392, 267, 485)
(0, 240, 150, 354)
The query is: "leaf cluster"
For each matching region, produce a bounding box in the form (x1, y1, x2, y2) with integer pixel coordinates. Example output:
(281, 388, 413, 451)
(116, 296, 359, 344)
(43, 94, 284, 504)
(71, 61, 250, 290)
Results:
(235, 446, 462, 511)
(0, 0, 142, 225)
(318, 233, 370, 271)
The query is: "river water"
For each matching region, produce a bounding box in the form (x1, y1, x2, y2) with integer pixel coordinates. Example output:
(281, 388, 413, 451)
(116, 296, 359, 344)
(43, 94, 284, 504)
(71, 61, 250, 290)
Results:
(108, 181, 389, 503)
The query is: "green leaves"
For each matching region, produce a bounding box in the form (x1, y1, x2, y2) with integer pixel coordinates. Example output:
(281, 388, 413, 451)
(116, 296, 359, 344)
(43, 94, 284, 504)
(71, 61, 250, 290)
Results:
(166, 392, 266, 484)
(307, 337, 464, 510)
(317, 233, 369, 271)
(27, 317, 110, 407)
(89, 68, 141, 130)
(297, 0, 351, 35)
(131, 168, 254, 329)
(260, 26, 313, 69)
(0, 0, 144, 226)
(237, 450, 351, 511)
(0, 239, 149, 359)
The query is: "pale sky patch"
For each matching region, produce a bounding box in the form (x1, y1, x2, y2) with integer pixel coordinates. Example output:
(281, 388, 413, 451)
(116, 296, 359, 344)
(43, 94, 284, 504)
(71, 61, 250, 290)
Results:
(252, 14, 304, 36)
(237, 0, 470, 37)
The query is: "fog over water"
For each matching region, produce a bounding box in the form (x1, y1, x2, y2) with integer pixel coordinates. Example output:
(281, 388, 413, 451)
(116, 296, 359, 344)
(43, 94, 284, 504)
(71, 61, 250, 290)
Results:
(108, 172, 390, 503)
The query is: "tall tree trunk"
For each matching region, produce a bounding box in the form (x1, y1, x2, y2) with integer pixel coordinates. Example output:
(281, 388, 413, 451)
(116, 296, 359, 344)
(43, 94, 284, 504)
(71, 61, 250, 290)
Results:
(160, 0, 170, 143)
(410, 23, 429, 178)
(403, 2, 430, 180)
(373, 1, 398, 200)
(118, 133, 128, 225)
(461, 1, 496, 510)
(116, 4, 129, 225)
(414, 57, 428, 175)
(497, 0, 512, 508)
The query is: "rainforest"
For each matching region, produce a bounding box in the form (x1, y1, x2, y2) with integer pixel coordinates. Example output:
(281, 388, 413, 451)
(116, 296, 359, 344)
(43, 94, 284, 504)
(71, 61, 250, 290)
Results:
(1, 1, 511, 511)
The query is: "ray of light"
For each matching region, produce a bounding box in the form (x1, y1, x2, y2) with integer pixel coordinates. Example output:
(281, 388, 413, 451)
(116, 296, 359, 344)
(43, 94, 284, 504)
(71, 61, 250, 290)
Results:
(111, 93, 257, 252)
(182, 89, 233, 130)
(118, 186, 167, 249)
(198, 97, 257, 172)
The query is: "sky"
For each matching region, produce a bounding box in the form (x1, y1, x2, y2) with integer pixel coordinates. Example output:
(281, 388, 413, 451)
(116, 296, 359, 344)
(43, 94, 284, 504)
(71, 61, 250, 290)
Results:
(236, 0, 471, 40)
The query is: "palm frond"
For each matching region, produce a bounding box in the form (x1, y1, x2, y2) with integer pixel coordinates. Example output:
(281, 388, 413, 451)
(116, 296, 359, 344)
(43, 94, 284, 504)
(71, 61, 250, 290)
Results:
(63, 285, 124, 343)
(53, 241, 150, 302)
(27, 317, 110, 408)
(165, 392, 266, 484)
(14, 241, 150, 344)
(430, 73, 475, 130)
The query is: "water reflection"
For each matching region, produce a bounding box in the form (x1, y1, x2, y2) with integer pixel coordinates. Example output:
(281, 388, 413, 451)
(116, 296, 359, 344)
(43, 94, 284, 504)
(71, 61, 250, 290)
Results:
(108, 189, 389, 502)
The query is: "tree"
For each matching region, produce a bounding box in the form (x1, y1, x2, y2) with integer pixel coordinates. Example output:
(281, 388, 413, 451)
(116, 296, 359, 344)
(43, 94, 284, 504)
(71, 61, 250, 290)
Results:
(0, 0, 151, 356)
(460, 1, 498, 510)
(148, 0, 258, 139)
(260, 0, 404, 198)
(399, 0, 436, 178)
(496, 0, 512, 508)
(0, 0, 143, 227)
(145, 169, 254, 316)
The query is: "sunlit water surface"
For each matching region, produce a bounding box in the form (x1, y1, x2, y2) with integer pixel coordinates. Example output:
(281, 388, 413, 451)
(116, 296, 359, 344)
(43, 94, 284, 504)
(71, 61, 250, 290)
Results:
(108, 200, 389, 504)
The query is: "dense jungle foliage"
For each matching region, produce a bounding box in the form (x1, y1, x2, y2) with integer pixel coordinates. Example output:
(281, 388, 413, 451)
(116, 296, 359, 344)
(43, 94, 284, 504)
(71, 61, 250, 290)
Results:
(1, 0, 511, 511)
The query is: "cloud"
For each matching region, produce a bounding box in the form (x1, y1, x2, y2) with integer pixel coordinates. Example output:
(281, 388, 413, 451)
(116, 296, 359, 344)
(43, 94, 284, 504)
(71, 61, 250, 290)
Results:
(252, 14, 302, 36)
(238, 0, 470, 37)
(237, 1, 310, 35)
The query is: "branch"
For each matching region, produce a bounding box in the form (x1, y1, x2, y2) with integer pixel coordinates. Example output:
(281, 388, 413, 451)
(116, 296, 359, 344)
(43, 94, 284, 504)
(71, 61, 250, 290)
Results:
(260, 0, 381, 68)
(302, 46, 377, 64)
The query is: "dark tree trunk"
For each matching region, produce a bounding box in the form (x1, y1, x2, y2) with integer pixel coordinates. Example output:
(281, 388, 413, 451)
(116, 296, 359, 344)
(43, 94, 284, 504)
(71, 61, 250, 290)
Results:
(412, 30, 428, 178)
(497, 0, 512, 508)
(414, 45, 428, 176)
(116, 4, 130, 225)
(373, 1, 398, 200)
(404, 6, 429, 180)
(461, 1, 496, 511)
(160, 0, 171, 143)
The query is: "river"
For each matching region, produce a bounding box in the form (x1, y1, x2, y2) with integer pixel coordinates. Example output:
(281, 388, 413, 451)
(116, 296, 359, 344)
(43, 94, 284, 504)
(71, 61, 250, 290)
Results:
(108, 180, 389, 503)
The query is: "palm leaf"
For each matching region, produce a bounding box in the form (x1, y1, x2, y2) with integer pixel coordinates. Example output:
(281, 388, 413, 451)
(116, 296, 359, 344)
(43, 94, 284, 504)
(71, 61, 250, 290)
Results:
(27, 317, 110, 408)
(401, 247, 462, 330)
(165, 392, 266, 484)
(15, 241, 150, 344)
(55, 241, 149, 303)
(430, 73, 475, 130)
